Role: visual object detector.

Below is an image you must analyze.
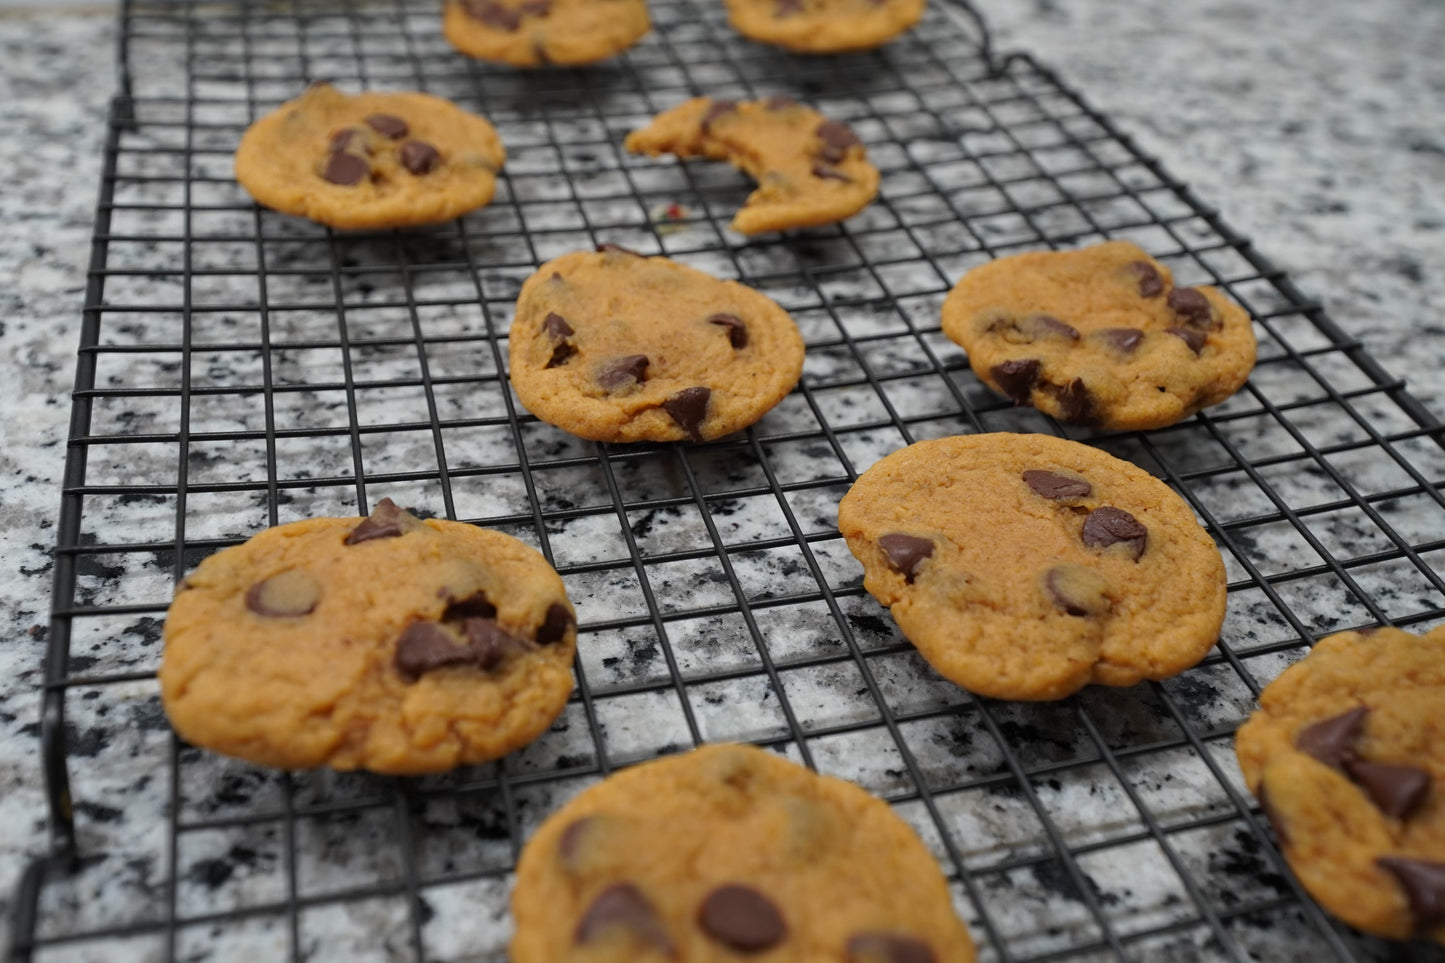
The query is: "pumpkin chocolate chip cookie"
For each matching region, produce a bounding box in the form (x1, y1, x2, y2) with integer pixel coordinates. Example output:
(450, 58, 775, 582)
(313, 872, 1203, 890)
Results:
(625, 96, 880, 235)
(511, 743, 976, 962)
(837, 433, 1227, 701)
(1235, 625, 1445, 943)
(725, 0, 926, 53)
(234, 83, 506, 230)
(941, 240, 1257, 431)
(159, 499, 576, 774)
(443, 0, 650, 67)
(507, 245, 805, 443)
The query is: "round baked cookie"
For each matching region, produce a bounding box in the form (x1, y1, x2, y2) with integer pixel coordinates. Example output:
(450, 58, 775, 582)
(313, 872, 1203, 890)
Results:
(836, 433, 1227, 701)
(511, 743, 976, 962)
(940, 240, 1257, 431)
(507, 245, 806, 443)
(443, 0, 649, 67)
(724, 0, 925, 53)
(625, 97, 880, 235)
(159, 499, 577, 774)
(234, 83, 506, 231)
(1234, 625, 1445, 943)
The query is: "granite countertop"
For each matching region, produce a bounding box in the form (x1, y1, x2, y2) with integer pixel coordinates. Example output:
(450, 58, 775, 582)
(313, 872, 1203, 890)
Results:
(2, 0, 1442, 958)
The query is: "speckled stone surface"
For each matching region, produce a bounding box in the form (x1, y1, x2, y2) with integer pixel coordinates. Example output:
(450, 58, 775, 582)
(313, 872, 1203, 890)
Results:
(1, 2, 1442, 961)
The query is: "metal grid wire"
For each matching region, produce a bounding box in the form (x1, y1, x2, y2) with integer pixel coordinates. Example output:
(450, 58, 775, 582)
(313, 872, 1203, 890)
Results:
(11, 0, 1445, 960)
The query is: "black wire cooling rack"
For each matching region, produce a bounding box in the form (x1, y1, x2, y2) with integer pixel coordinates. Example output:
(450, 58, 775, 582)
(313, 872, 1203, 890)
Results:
(11, 0, 1445, 961)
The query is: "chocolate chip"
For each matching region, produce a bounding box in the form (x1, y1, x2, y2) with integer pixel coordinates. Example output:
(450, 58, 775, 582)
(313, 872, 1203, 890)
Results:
(399, 140, 441, 175)
(1016, 314, 1080, 341)
(811, 162, 853, 183)
(395, 622, 472, 678)
(1043, 564, 1110, 617)
(708, 313, 748, 348)
(1166, 326, 1207, 355)
(597, 242, 644, 257)
(1080, 506, 1147, 560)
(1344, 760, 1430, 819)
(244, 569, 321, 618)
(443, 591, 497, 621)
(764, 95, 799, 110)
(322, 150, 369, 186)
(1376, 857, 1445, 932)
(557, 817, 593, 872)
(547, 342, 576, 368)
(1167, 287, 1216, 329)
(1295, 706, 1368, 768)
(662, 386, 710, 441)
(1097, 327, 1145, 353)
(364, 113, 408, 139)
(576, 884, 672, 950)
(877, 533, 934, 582)
(989, 358, 1041, 403)
(1022, 469, 1092, 500)
(598, 355, 649, 391)
(816, 120, 860, 151)
(329, 128, 363, 153)
(845, 932, 936, 963)
(1129, 261, 1165, 298)
(462, 617, 529, 670)
(345, 497, 413, 544)
(701, 99, 739, 129)
(536, 602, 575, 644)
(542, 311, 574, 340)
(698, 885, 786, 952)
(1050, 378, 1096, 424)
(462, 0, 521, 30)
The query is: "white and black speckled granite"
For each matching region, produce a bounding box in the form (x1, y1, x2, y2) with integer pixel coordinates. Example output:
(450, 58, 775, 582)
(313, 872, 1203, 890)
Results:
(1, 1, 1442, 961)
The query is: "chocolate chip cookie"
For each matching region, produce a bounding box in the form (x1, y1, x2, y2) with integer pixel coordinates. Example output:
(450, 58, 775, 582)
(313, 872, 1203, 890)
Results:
(159, 500, 576, 774)
(624, 97, 880, 235)
(940, 241, 1257, 431)
(724, 0, 926, 53)
(507, 245, 806, 443)
(511, 743, 976, 962)
(1235, 625, 1445, 943)
(837, 433, 1227, 701)
(234, 83, 506, 231)
(443, 0, 650, 67)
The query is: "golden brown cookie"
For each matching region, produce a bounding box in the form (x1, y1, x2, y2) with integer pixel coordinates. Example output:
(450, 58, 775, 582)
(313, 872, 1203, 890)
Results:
(507, 245, 805, 443)
(837, 433, 1227, 701)
(159, 499, 576, 774)
(443, 0, 650, 67)
(511, 743, 976, 962)
(234, 83, 505, 230)
(1234, 626, 1445, 943)
(940, 241, 1257, 431)
(724, 0, 926, 53)
(624, 97, 880, 235)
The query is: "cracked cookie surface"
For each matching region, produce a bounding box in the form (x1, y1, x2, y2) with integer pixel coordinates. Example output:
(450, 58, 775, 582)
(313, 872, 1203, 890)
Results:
(159, 500, 576, 774)
(1235, 625, 1445, 943)
(511, 743, 976, 963)
(443, 0, 649, 66)
(725, 0, 925, 52)
(837, 433, 1227, 700)
(507, 246, 805, 442)
(941, 241, 1256, 430)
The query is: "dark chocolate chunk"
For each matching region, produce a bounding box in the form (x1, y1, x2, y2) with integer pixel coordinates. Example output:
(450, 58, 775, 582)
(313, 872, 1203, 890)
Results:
(1096, 327, 1145, 353)
(597, 241, 644, 257)
(708, 313, 748, 348)
(662, 386, 711, 441)
(346, 497, 410, 544)
(845, 932, 936, 963)
(398, 140, 441, 175)
(244, 570, 320, 618)
(462, 617, 528, 670)
(701, 99, 739, 129)
(1050, 378, 1096, 424)
(877, 533, 933, 583)
(1344, 760, 1430, 819)
(698, 884, 787, 952)
(1167, 287, 1216, 329)
(1128, 261, 1165, 298)
(811, 162, 853, 183)
(989, 358, 1041, 403)
(536, 602, 575, 644)
(575, 883, 671, 950)
(395, 622, 472, 677)
(1295, 706, 1368, 768)
(598, 355, 650, 391)
(364, 113, 408, 139)
(1166, 326, 1207, 355)
(1081, 506, 1147, 560)
(764, 95, 799, 110)
(1023, 469, 1092, 500)
(322, 150, 369, 186)
(462, 0, 521, 30)
(1376, 857, 1445, 932)
(442, 591, 497, 622)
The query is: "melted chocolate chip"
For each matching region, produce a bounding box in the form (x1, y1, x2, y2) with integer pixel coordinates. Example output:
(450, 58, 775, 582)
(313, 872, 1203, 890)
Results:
(698, 885, 787, 952)
(1376, 857, 1445, 932)
(322, 150, 369, 186)
(701, 99, 739, 129)
(576, 884, 672, 950)
(1097, 327, 1145, 353)
(1167, 287, 1216, 329)
(536, 602, 575, 644)
(364, 113, 408, 139)
(463, 0, 521, 30)
(764, 95, 799, 110)
(399, 140, 441, 175)
(1051, 378, 1096, 424)
(990, 358, 1041, 402)
(597, 241, 644, 257)
(346, 497, 411, 544)
(1295, 706, 1367, 768)
(598, 355, 649, 391)
(811, 162, 853, 182)
(1022, 469, 1092, 500)
(662, 386, 711, 441)
(1129, 261, 1165, 298)
(1166, 326, 1207, 355)
(877, 533, 933, 582)
(443, 591, 497, 621)
(394, 622, 472, 677)
(1043, 565, 1110, 617)
(845, 932, 937, 963)
(462, 617, 528, 670)
(1344, 760, 1429, 819)
(244, 570, 321, 618)
(708, 313, 748, 348)
(1081, 506, 1148, 560)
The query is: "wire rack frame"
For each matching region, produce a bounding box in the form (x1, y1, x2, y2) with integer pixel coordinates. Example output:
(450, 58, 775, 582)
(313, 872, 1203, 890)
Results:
(10, 0, 1445, 961)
